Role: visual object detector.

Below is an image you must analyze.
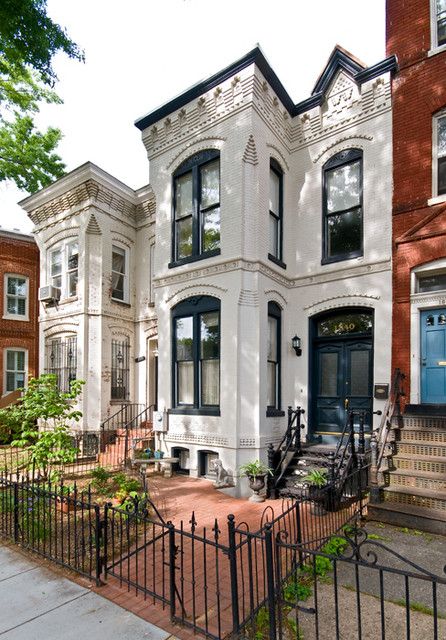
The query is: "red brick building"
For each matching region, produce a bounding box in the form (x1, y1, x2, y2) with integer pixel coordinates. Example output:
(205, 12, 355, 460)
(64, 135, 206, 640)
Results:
(388, 0, 446, 404)
(0, 228, 39, 399)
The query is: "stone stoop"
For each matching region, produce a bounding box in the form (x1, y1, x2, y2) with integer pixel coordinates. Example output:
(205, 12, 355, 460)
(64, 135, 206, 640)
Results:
(368, 410, 446, 534)
(278, 444, 340, 497)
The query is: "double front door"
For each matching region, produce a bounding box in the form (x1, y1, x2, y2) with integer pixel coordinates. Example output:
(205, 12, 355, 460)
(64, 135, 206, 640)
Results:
(312, 336, 373, 440)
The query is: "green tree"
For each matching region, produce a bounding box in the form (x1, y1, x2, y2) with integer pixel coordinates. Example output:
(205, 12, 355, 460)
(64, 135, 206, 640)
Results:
(0, 374, 85, 480)
(0, 0, 84, 192)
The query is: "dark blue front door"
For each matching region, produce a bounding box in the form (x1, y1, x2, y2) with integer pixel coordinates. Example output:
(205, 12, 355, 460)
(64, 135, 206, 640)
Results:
(421, 308, 446, 404)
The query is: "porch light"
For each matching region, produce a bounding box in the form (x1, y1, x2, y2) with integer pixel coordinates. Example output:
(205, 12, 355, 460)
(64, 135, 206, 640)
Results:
(292, 335, 302, 357)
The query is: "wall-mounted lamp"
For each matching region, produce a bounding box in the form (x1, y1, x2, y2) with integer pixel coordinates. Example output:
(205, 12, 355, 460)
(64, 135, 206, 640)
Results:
(292, 335, 302, 357)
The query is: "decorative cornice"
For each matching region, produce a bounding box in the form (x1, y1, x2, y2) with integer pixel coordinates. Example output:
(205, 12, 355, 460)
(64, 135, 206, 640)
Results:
(164, 283, 228, 305)
(312, 134, 373, 164)
(28, 179, 139, 227)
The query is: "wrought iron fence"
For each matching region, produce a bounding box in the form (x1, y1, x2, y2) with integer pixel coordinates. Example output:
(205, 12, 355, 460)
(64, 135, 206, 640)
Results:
(0, 475, 102, 584)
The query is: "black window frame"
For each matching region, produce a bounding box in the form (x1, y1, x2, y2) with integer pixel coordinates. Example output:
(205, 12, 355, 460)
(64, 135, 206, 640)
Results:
(171, 296, 221, 416)
(268, 159, 286, 269)
(170, 150, 221, 268)
(322, 148, 363, 265)
(266, 301, 284, 417)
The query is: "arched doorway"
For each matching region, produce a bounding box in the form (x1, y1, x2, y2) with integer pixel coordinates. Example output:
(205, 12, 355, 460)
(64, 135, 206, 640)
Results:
(310, 308, 374, 442)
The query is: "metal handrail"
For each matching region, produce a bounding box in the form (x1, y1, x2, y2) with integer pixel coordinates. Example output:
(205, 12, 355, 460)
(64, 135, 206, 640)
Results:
(100, 403, 145, 432)
(268, 407, 305, 495)
(376, 368, 405, 470)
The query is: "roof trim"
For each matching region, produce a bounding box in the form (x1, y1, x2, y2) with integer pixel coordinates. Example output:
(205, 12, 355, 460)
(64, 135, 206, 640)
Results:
(134, 46, 398, 131)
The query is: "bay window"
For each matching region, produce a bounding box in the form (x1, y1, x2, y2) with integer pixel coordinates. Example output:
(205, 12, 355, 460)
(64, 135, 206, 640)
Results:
(267, 302, 282, 415)
(172, 150, 220, 266)
(49, 240, 78, 298)
(172, 296, 220, 414)
(322, 149, 363, 264)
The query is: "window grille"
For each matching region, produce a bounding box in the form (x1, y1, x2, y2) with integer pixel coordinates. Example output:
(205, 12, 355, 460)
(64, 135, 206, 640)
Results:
(111, 339, 130, 400)
(45, 336, 77, 392)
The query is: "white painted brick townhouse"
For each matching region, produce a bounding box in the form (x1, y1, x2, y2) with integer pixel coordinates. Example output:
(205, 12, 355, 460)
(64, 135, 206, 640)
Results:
(20, 45, 397, 495)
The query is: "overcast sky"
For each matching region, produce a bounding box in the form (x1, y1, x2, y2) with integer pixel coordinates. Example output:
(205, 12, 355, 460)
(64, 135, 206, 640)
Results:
(0, 0, 385, 233)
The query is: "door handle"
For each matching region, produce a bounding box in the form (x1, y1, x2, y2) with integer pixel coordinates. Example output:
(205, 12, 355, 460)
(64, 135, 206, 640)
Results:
(344, 398, 349, 410)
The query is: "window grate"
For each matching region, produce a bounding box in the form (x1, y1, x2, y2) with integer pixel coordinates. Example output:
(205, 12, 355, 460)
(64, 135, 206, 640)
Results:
(45, 336, 77, 392)
(111, 339, 130, 400)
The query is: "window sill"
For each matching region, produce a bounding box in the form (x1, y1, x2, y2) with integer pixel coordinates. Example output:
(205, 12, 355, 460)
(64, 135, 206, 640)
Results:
(428, 43, 446, 58)
(169, 407, 220, 417)
(321, 251, 363, 266)
(58, 296, 78, 306)
(111, 298, 131, 307)
(266, 409, 285, 417)
(268, 254, 287, 270)
(427, 194, 446, 206)
(110, 399, 130, 405)
(168, 249, 221, 269)
(2, 314, 29, 322)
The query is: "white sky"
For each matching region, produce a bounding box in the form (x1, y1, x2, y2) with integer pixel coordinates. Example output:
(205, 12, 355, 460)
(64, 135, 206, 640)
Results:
(0, 0, 385, 233)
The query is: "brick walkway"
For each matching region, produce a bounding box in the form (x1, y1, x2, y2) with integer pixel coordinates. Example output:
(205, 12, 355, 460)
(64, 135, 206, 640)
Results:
(93, 474, 355, 640)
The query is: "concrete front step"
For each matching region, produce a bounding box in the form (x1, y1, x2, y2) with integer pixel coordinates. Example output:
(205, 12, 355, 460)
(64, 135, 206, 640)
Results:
(382, 485, 446, 513)
(385, 469, 446, 492)
(368, 500, 446, 535)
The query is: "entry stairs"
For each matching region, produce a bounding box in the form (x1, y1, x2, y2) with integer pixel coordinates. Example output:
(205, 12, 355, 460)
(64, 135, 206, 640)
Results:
(368, 405, 446, 534)
(276, 444, 342, 498)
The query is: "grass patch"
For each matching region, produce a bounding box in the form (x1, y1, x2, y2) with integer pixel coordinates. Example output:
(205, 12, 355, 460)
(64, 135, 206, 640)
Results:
(388, 599, 446, 619)
(367, 533, 390, 541)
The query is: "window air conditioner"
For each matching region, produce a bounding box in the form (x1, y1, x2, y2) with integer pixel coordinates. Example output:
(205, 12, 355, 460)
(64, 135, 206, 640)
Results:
(38, 285, 61, 303)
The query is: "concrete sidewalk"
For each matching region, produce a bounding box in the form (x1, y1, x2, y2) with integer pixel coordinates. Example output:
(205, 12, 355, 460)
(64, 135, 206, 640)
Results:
(0, 544, 176, 639)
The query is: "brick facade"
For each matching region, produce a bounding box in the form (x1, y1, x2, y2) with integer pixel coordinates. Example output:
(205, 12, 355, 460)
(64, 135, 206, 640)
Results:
(388, 0, 446, 401)
(0, 229, 39, 396)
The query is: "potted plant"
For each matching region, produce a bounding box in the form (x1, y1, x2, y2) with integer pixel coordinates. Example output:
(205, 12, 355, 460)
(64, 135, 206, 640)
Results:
(239, 460, 273, 503)
(304, 468, 329, 515)
(144, 448, 153, 459)
(154, 449, 164, 459)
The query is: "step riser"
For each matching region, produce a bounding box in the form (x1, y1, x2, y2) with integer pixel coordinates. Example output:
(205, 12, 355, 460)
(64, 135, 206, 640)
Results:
(396, 431, 446, 444)
(396, 443, 446, 457)
(393, 458, 446, 474)
(383, 490, 446, 513)
(393, 416, 446, 430)
(385, 475, 446, 491)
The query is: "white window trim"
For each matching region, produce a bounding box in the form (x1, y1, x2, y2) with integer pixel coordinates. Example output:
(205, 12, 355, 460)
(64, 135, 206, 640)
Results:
(47, 239, 79, 301)
(432, 110, 446, 199)
(429, 0, 446, 53)
(111, 244, 130, 304)
(3, 274, 29, 321)
(3, 348, 28, 395)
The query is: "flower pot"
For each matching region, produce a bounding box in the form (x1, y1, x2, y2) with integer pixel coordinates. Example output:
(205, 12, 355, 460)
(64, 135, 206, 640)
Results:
(55, 497, 76, 513)
(154, 451, 164, 460)
(145, 449, 153, 458)
(247, 473, 267, 502)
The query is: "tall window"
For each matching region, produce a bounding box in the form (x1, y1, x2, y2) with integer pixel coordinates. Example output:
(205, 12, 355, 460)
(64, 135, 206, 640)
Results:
(4, 349, 26, 392)
(111, 339, 130, 400)
(432, 0, 446, 49)
(111, 245, 128, 302)
(267, 302, 281, 414)
(434, 112, 446, 196)
(269, 159, 284, 266)
(4, 275, 27, 319)
(49, 240, 78, 298)
(172, 296, 220, 414)
(322, 149, 363, 264)
(45, 337, 77, 392)
(172, 150, 220, 265)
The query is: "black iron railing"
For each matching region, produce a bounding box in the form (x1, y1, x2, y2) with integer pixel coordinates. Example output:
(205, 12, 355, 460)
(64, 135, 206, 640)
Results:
(267, 406, 305, 498)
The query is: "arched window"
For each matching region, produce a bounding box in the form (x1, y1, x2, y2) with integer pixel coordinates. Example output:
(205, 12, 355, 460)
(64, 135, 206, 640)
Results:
(322, 149, 363, 264)
(172, 296, 220, 414)
(171, 150, 220, 266)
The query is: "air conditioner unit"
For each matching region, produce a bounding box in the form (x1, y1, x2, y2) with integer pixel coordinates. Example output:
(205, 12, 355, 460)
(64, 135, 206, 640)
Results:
(38, 285, 61, 303)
